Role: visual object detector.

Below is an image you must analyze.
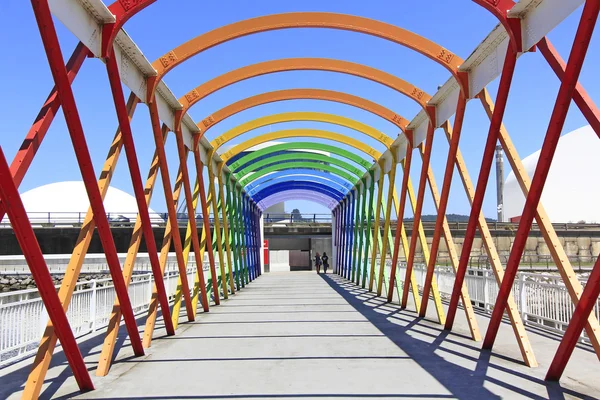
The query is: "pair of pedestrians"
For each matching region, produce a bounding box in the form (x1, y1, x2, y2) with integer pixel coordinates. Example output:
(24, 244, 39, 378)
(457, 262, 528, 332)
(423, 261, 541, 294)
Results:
(315, 252, 329, 273)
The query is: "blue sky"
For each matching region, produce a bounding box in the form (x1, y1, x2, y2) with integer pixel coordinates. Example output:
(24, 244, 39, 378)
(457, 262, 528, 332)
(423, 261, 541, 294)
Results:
(0, 1, 598, 219)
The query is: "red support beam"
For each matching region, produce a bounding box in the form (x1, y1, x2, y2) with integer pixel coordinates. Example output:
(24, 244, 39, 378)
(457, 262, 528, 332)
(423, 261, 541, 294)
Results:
(174, 126, 209, 312)
(471, 0, 522, 52)
(0, 42, 87, 222)
(483, 0, 600, 351)
(105, 51, 175, 336)
(445, 46, 517, 330)
(537, 37, 600, 137)
(0, 148, 93, 391)
(103, 0, 156, 58)
(148, 99, 195, 320)
(387, 133, 413, 302)
(547, 253, 600, 380)
(401, 123, 434, 309)
(30, 0, 144, 355)
(192, 141, 220, 305)
(420, 91, 467, 316)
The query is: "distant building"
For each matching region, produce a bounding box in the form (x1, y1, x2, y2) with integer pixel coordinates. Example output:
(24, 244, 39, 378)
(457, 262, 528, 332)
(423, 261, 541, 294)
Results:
(504, 125, 600, 223)
(10, 181, 163, 225)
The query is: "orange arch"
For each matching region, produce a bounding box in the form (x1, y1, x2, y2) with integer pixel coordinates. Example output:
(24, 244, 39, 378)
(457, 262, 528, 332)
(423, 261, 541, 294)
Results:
(197, 88, 410, 135)
(178, 58, 432, 127)
(148, 12, 462, 100)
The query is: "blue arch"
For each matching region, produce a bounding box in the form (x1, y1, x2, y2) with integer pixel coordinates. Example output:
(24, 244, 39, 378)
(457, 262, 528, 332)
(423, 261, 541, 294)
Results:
(247, 171, 351, 196)
(252, 182, 345, 203)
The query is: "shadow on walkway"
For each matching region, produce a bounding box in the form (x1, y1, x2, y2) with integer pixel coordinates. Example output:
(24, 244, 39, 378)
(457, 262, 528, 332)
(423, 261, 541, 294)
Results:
(320, 274, 594, 400)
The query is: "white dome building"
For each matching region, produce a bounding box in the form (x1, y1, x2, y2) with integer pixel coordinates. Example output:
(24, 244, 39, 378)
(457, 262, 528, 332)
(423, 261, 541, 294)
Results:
(504, 125, 600, 223)
(9, 181, 163, 225)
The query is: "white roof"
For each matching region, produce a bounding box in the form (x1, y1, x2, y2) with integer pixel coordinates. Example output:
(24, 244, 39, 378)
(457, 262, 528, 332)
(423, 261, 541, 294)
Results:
(504, 125, 600, 223)
(7, 181, 161, 224)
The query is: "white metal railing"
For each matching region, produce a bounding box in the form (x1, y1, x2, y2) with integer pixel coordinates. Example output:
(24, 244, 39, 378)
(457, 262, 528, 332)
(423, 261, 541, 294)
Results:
(388, 262, 600, 343)
(0, 265, 211, 368)
(0, 252, 199, 277)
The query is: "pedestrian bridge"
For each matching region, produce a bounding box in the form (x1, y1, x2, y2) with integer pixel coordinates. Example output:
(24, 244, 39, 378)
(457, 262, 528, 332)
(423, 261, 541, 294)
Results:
(1, 272, 598, 399)
(1, 0, 599, 399)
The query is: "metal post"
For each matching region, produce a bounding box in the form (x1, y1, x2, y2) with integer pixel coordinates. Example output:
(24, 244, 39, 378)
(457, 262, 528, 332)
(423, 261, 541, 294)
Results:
(351, 185, 362, 282)
(362, 171, 376, 288)
(90, 280, 97, 332)
(547, 253, 600, 380)
(402, 124, 439, 322)
(105, 52, 175, 335)
(334, 207, 340, 274)
(420, 93, 466, 315)
(226, 176, 241, 290)
(445, 46, 518, 331)
(0, 43, 87, 222)
(355, 181, 368, 284)
(193, 145, 220, 305)
(368, 168, 385, 291)
(388, 139, 413, 302)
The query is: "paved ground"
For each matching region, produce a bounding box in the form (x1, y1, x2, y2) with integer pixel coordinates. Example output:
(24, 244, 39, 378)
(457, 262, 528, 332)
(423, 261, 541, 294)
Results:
(2, 271, 600, 399)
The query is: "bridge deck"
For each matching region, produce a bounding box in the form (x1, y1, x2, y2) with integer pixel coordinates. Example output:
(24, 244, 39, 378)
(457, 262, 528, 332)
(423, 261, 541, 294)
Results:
(3, 272, 599, 399)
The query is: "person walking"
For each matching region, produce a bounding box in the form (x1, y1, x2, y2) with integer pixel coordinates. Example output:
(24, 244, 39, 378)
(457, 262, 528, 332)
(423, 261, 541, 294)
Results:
(315, 252, 322, 274)
(322, 252, 329, 274)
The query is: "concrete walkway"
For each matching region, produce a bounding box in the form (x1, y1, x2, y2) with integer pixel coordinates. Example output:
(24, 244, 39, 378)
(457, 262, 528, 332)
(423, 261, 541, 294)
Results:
(3, 272, 600, 399)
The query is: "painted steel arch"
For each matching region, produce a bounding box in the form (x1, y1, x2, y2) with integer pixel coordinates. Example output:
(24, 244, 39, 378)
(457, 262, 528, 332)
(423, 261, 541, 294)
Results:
(149, 12, 462, 101)
(246, 172, 351, 196)
(221, 129, 382, 162)
(212, 111, 394, 151)
(179, 59, 430, 125)
(199, 89, 410, 135)
(259, 190, 339, 210)
(237, 152, 362, 183)
(253, 182, 345, 202)
(240, 161, 358, 187)
(229, 141, 371, 171)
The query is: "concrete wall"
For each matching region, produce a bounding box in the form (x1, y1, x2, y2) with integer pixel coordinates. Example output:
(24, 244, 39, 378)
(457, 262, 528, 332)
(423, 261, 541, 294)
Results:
(263, 237, 332, 272)
(392, 227, 600, 266)
(0, 227, 182, 255)
(4, 225, 597, 268)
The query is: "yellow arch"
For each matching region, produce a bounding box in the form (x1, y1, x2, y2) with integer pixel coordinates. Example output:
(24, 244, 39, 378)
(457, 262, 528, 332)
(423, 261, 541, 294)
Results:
(197, 89, 410, 135)
(211, 112, 395, 150)
(220, 129, 381, 163)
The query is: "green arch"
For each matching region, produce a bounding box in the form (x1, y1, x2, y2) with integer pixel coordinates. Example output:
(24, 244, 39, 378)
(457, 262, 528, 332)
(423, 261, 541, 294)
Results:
(235, 153, 363, 183)
(229, 142, 372, 172)
(238, 161, 359, 187)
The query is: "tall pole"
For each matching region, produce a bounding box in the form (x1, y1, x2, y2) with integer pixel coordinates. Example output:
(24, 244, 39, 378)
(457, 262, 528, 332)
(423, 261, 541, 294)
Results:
(495, 145, 504, 222)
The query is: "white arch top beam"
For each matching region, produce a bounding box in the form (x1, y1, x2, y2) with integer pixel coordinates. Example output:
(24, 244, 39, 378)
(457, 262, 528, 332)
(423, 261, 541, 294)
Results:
(49, 0, 584, 157)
